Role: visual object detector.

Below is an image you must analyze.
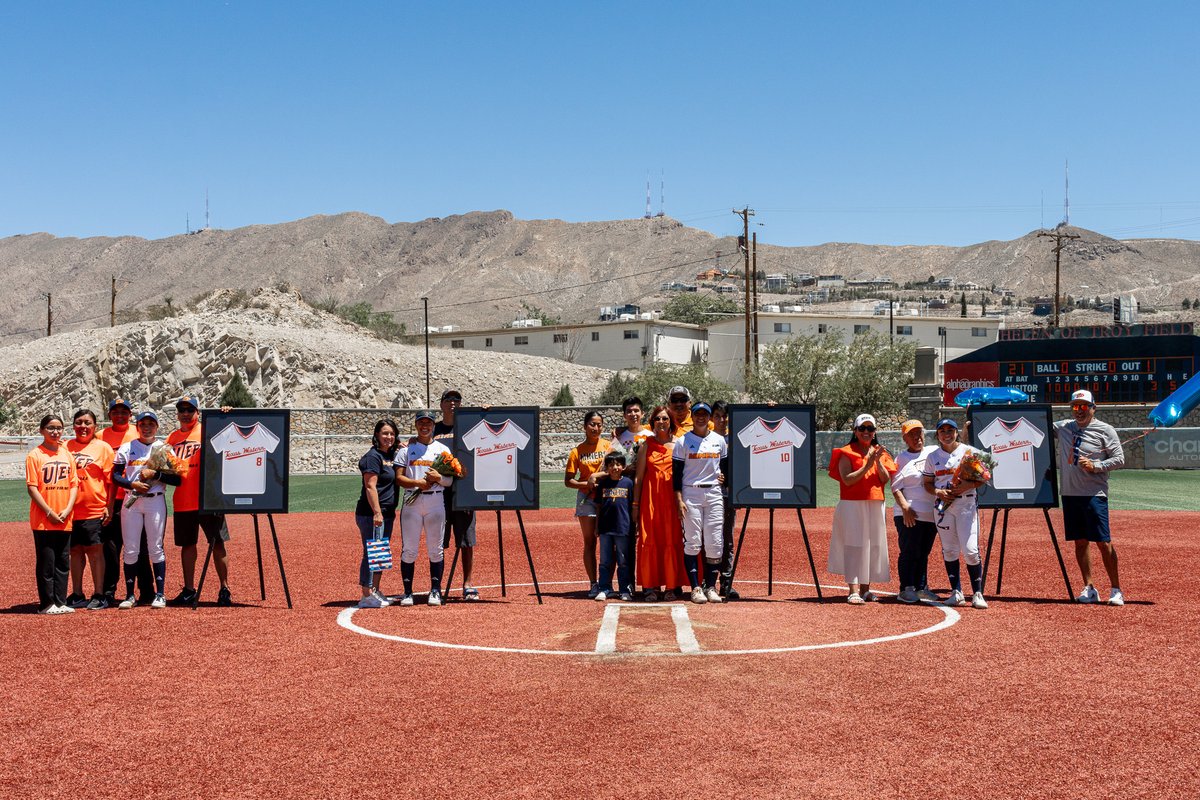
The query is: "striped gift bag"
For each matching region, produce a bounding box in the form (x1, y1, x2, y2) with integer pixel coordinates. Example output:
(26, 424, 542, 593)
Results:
(365, 524, 392, 572)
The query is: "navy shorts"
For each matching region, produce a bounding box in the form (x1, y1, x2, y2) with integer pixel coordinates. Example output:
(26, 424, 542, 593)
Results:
(71, 517, 104, 548)
(173, 511, 231, 547)
(1062, 495, 1111, 543)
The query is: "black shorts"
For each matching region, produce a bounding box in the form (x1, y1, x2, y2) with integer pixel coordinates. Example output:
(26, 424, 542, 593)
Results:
(71, 518, 103, 548)
(173, 511, 230, 547)
(441, 491, 477, 548)
(1062, 495, 1111, 543)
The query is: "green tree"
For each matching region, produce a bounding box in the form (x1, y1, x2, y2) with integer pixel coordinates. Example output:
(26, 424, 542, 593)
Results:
(592, 362, 736, 406)
(1183, 299, 1191, 310)
(518, 302, 562, 327)
(0, 397, 12, 427)
(748, 330, 916, 430)
(660, 293, 740, 326)
(220, 372, 257, 408)
(960, 292, 968, 317)
(550, 384, 576, 406)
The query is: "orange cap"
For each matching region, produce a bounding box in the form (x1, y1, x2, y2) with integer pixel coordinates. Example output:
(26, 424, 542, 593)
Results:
(900, 419, 925, 435)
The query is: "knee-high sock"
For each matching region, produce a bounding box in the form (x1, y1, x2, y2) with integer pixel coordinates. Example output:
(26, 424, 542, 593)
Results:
(704, 563, 720, 590)
(151, 561, 166, 595)
(944, 559, 961, 592)
(966, 562, 983, 594)
(124, 562, 137, 598)
(429, 560, 444, 593)
(683, 554, 700, 589)
(401, 561, 415, 595)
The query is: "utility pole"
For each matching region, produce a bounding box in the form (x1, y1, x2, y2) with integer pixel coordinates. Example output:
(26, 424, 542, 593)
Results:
(732, 207, 755, 386)
(421, 296, 431, 407)
(751, 232, 759, 366)
(1038, 225, 1080, 328)
(41, 292, 52, 336)
(111, 275, 117, 327)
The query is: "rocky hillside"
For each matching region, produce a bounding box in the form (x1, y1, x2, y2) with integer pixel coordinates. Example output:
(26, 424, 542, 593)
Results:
(0, 287, 612, 433)
(3, 212, 1198, 342)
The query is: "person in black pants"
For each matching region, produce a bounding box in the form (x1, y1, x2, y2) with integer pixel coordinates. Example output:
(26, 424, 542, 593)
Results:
(26, 415, 79, 614)
(710, 401, 739, 599)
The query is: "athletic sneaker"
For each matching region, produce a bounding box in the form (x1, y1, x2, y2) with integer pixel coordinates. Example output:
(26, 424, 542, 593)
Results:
(619, 592, 634, 602)
(663, 590, 678, 602)
(917, 588, 941, 602)
(690, 586, 708, 604)
(862, 590, 880, 603)
(594, 590, 608, 602)
(37, 604, 56, 615)
(643, 590, 659, 602)
(1109, 588, 1125, 606)
(150, 593, 167, 609)
(847, 593, 864, 605)
(1076, 585, 1099, 604)
(399, 594, 415, 607)
(357, 594, 383, 609)
(427, 590, 442, 607)
(897, 587, 919, 604)
(65, 592, 88, 609)
(586, 583, 602, 599)
(217, 587, 232, 607)
(170, 588, 198, 607)
(86, 595, 108, 611)
(946, 590, 966, 607)
(705, 586, 722, 603)
(118, 595, 137, 610)
(371, 587, 392, 607)
(55, 604, 76, 614)
(971, 592, 989, 610)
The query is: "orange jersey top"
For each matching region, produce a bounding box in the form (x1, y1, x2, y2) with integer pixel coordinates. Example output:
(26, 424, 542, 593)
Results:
(65, 437, 114, 520)
(828, 444, 897, 502)
(166, 424, 204, 512)
(99, 425, 137, 500)
(566, 439, 612, 484)
(26, 443, 78, 530)
(670, 410, 693, 439)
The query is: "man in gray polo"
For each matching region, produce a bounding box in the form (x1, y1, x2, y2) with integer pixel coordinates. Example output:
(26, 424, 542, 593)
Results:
(1054, 389, 1125, 606)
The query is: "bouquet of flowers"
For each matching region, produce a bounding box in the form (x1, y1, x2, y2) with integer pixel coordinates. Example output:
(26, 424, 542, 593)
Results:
(124, 441, 188, 509)
(404, 451, 466, 506)
(935, 450, 998, 521)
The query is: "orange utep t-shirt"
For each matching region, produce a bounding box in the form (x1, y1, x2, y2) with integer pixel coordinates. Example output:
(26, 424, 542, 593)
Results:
(828, 444, 898, 501)
(99, 425, 137, 500)
(566, 439, 612, 484)
(26, 444, 79, 531)
(65, 437, 114, 521)
(166, 424, 204, 512)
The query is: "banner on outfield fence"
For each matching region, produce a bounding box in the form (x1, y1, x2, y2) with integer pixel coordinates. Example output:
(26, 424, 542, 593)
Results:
(452, 406, 539, 511)
(199, 409, 290, 514)
(1145, 428, 1200, 469)
(727, 404, 817, 508)
(967, 404, 1058, 509)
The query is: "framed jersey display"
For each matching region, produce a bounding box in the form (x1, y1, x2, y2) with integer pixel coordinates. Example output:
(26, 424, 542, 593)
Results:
(452, 407, 539, 511)
(728, 404, 816, 508)
(198, 409, 290, 514)
(967, 404, 1058, 509)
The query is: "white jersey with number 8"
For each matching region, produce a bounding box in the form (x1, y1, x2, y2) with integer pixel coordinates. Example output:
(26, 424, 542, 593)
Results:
(210, 422, 281, 496)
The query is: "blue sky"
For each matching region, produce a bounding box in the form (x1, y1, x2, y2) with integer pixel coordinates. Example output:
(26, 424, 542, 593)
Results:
(2, 1, 1197, 246)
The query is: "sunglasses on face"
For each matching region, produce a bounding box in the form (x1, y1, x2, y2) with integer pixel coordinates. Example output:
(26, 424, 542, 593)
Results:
(670, 398, 688, 404)
(653, 416, 670, 423)
(857, 426, 876, 433)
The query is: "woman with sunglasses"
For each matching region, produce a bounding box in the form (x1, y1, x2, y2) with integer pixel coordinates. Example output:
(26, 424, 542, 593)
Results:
(26, 415, 79, 614)
(828, 413, 897, 604)
(632, 406, 689, 601)
(565, 410, 612, 597)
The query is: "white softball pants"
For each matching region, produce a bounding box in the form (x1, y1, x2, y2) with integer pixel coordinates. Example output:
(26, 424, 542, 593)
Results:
(938, 501, 981, 566)
(121, 493, 167, 565)
(682, 486, 724, 563)
(400, 491, 446, 564)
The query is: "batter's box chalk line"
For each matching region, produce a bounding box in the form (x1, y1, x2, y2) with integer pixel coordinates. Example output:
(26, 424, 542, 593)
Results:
(338, 579, 961, 657)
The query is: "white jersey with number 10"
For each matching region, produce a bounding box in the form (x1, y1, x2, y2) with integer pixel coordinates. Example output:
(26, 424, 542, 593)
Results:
(736, 417, 807, 490)
(210, 422, 281, 496)
(461, 419, 531, 493)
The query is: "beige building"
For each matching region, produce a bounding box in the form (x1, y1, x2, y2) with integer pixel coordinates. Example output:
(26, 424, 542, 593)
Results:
(427, 319, 707, 371)
(706, 311, 1003, 388)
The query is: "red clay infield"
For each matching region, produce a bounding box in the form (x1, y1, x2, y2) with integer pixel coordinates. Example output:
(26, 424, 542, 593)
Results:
(1, 507, 1196, 798)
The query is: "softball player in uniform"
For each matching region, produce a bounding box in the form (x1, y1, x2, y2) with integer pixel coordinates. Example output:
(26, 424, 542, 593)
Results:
(922, 418, 988, 609)
(396, 411, 454, 607)
(672, 402, 728, 604)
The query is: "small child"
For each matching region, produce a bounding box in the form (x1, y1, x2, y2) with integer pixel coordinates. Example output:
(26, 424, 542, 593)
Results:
(593, 452, 635, 601)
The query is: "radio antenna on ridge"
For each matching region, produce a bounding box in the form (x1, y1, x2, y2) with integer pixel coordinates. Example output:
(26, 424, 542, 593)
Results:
(657, 169, 665, 217)
(644, 174, 652, 219)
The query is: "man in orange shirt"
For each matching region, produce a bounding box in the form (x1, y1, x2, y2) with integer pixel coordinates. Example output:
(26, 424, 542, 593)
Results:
(667, 385, 694, 438)
(167, 396, 232, 607)
(99, 398, 154, 605)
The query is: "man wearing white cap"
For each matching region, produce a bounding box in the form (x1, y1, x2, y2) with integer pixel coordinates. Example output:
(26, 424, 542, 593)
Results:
(1054, 390, 1126, 606)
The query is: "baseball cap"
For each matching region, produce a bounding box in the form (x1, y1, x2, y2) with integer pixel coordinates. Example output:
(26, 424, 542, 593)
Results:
(135, 410, 159, 424)
(936, 417, 959, 430)
(668, 385, 691, 401)
(176, 395, 200, 411)
(691, 401, 713, 415)
(440, 389, 462, 401)
(414, 410, 436, 422)
(900, 419, 925, 435)
(108, 398, 132, 413)
(1070, 389, 1095, 406)
(854, 413, 877, 429)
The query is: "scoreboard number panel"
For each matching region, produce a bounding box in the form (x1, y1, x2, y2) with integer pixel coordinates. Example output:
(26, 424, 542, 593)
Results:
(1001, 356, 1193, 404)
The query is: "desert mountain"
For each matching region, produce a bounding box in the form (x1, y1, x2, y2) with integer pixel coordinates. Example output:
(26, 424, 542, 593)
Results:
(2, 212, 1198, 344)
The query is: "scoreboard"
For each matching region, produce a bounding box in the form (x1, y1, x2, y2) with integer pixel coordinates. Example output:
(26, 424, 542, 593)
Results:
(944, 322, 1198, 405)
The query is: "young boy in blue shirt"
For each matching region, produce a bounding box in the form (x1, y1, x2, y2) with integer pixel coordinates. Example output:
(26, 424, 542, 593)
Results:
(594, 452, 635, 601)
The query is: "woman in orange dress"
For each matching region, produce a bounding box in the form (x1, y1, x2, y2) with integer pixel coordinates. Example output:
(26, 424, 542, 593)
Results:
(632, 405, 689, 601)
(828, 413, 897, 604)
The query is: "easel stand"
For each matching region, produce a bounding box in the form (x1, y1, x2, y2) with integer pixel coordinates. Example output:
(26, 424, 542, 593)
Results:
(728, 508, 822, 599)
(444, 509, 543, 604)
(194, 513, 293, 609)
(982, 508, 1073, 600)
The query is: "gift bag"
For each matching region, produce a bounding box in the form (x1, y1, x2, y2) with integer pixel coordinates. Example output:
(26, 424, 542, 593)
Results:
(365, 524, 392, 572)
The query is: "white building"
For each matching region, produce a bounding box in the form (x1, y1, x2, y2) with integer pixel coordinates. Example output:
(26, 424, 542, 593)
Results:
(706, 311, 1003, 388)
(428, 319, 708, 371)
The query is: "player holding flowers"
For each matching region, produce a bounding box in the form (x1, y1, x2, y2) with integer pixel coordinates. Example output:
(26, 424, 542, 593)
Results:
(922, 418, 990, 609)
